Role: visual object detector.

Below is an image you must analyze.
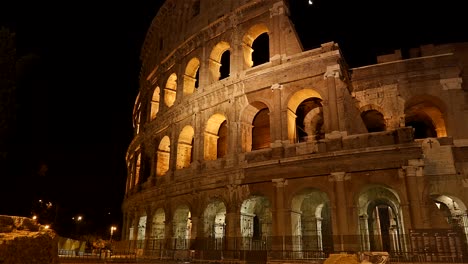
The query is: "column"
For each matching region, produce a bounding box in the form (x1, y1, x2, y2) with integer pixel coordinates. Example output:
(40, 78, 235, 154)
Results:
(323, 65, 342, 133)
(329, 172, 350, 251)
(271, 83, 284, 149)
(271, 178, 291, 251)
(402, 159, 427, 228)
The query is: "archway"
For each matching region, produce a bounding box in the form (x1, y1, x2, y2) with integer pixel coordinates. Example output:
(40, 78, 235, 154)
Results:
(291, 188, 333, 254)
(203, 199, 227, 250)
(173, 205, 192, 249)
(358, 185, 407, 252)
(240, 196, 272, 250)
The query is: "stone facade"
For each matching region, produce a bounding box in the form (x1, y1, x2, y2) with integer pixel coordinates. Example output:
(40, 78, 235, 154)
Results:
(0, 215, 59, 264)
(122, 0, 468, 258)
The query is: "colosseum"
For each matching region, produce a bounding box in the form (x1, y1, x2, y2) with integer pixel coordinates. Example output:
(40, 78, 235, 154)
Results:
(121, 0, 468, 262)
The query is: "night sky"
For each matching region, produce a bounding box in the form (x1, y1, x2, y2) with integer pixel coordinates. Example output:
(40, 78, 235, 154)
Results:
(2, 0, 467, 237)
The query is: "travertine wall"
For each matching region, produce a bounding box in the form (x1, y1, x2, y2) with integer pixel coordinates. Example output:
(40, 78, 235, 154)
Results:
(0, 215, 59, 264)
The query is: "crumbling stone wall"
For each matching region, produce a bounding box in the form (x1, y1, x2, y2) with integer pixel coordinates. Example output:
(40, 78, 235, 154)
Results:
(0, 215, 59, 264)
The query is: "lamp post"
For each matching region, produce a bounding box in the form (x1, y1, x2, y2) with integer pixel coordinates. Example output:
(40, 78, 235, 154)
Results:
(73, 215, 83, 238)
(110, 226, 117, 242)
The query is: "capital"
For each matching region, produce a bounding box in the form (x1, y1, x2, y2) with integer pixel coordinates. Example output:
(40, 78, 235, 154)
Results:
(324, 64, 342, 79)
(328, 172, 349, 182)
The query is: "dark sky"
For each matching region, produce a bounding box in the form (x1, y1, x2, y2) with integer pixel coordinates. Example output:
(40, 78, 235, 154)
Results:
(3, 0, 467, 236)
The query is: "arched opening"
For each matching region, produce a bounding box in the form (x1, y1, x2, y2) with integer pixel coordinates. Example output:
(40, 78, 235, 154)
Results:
(287, 89, 323, 143)
(241, 196, 272, 250)
(405, 95, 447, 139)
(252, 108, 271, 150)
(136, 214, 147, 250)
(291, 189, 333, 254)
(176, 126, 195, 169)
(295, 98, 323, 142)
(133, 94, 142, 134)
(173, 205, 192, 249)
(220, 50, 230, 80)
(432, 195, 468, 254)
(361, 109, 386, 132)
(252, 32, 269, 66)
(203, 200, 226, 250)
(150, 87, 160, 120)
(183, 57, 200, 95)
(209, 41, 230, 83)
(217, 120, 228, 158)
(242, 24, 269, 68)
(156, 136, 170, 176)
(204, 114, 227, 160)
(164, 73, 177, 107)
(358, 185, 407, 253)
(151, 208, 165, 239)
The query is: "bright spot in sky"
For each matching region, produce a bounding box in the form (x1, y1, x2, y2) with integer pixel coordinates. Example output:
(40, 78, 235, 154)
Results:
(308, 0, 313, 4)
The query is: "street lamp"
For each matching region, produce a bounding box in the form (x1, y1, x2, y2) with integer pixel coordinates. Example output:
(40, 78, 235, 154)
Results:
(110, 226, 117, 242)
(73, 215, 83, 237)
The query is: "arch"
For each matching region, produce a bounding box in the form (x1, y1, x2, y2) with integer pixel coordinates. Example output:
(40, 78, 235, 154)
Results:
(209, 41, 231, 82)
(176, 126, 195, 169)
(203, 199, 227, 250)
(287, 89, 324, 143)
(290, 188, 333, 253)
(204, 114, 228, 160)
(431, 194, 468, 249)
(164, 73, 178, 107)
(357, 185, 407, 253)
(173, 205, 192, 249)
(252, 108, 271, 150)
(183, 57, 200, 95)
(240, 101, 271, 152)
(404, 94, 447, 139)
(150, 86, 160, 120)
(360, 105, 386, 132)
(151, 208, 166, 239)
(133, 93, 142, 134)
(156, 136, 170, 176)
(240, 196, 272, 249)
(242, 23, 269, 67)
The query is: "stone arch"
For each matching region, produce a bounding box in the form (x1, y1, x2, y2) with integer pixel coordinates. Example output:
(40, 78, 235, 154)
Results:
(150, 86, 160, 120)
(164, 73, 177, 107)
(204, 113, 227, 160)
(156, 136, 170, 176)
(242, 23, 269, 67)
(183, 57, 200, 95)
(240, 101, 272, 152)
(203, 199, 227, 247)
(404, 94, 447, 139)
(240, 196, 272, 250)
(360, 104, 386, 133)
(357, 185, 407, 253)
(431, 194, 468, 249)
(290, 188, 333, 253)
(287, 89, 324, 143)
(176, 126, 195, 169)
(209, 41, 230, 82)
(173, 204, 192, 249)
(151, 208, 166, 239)
(133, 93, 142, 134)
(136, 212, 148, 245)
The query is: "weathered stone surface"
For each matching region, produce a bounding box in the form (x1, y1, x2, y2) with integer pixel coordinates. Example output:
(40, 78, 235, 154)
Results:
(0, 215, 59, 264)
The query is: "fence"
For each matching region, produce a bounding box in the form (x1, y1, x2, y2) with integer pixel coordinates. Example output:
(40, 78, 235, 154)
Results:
(58, 235, 468, 263)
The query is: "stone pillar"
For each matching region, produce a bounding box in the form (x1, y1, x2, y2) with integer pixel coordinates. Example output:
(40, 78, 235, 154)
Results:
(329, 172, 350, 251)
(271, 178, 291, 251)
(165, 213, 174, 249)
(271, 83, 285, 153)
(402, 159, 428, 229)
(323, 65, 342, 133)
(225, 209, 241, 251)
